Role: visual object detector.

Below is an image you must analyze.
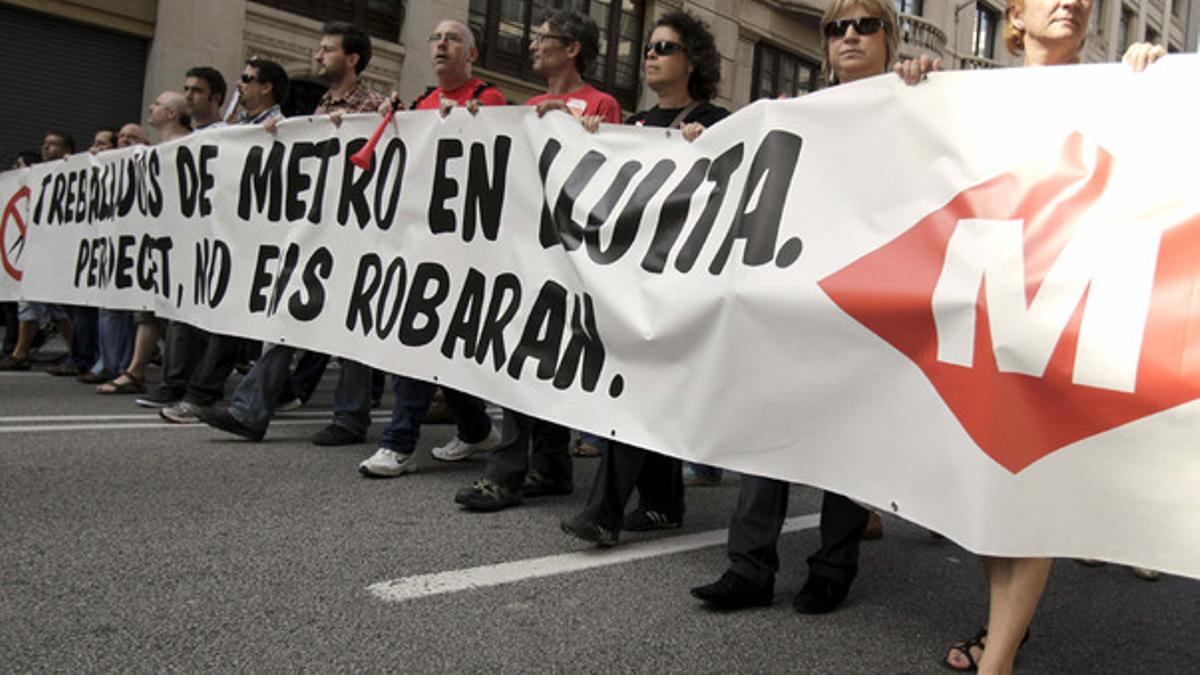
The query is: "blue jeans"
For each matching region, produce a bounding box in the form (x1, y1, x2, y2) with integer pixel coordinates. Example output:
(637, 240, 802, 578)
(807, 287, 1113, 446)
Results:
(91, 309, 134, 378)
(378, 376, 491, 454)
(230, 344, 372, 436)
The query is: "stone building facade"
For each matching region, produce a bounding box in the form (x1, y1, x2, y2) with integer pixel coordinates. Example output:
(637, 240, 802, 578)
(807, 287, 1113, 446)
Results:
(0, 0, 1196, 160)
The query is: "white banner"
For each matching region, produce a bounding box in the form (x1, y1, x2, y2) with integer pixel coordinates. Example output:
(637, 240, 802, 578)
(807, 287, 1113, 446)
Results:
(4, 57, 1199, 578)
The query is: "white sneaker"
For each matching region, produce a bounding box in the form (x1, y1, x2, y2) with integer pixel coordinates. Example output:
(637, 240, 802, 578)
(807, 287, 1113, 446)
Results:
(431, 426, 502, 462)
(358, 448, 417, 477)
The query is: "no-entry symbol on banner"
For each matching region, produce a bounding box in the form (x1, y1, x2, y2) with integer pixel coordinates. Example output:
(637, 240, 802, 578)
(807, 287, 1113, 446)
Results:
(1, 186, 29, 281)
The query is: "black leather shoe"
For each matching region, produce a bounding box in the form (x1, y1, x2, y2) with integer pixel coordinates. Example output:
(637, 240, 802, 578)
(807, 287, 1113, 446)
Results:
(690, 570, 773, 609)
(792, 575, 850, 614)
(312, 424, 365, 446)
(196, 405, 266, 442)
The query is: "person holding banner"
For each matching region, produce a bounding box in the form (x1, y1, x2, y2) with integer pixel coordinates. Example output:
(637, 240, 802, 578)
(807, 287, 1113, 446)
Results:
(450, 8, 623, 511)
(357, 18, 512, 479)
(198, 22, 387, 444)
(690, 0, 898, 617)
(559, 9, 729, 545)
(892, 1, 1167, 672)
(78, 126, 138, 386)
(96, 93, 191, 396)
(0, 132, 75, 373)
(136, 67, 229, 409)
(159, 58, 289, 425)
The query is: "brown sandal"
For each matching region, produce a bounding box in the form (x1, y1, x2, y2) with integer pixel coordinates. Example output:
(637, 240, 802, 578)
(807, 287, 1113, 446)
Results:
(96, 371, 145, 395)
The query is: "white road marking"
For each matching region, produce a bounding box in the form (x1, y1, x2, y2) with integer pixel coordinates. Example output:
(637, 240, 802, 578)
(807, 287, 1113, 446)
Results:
(0, 411, 392, 434)
(366, 513, 821, 603)
(0, 411, 374, 423)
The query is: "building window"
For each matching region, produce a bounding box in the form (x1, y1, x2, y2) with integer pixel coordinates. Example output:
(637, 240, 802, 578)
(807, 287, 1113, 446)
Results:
(1090, 0, 1106, 36)
(1118, 5, 1136, 52)
(894, 0, 923, 15)
(255, 0, 405, 43)
(972, 5, 998, 59)
(469, 0, 645, 110)
(752, 43, 818, 98)
(1145, 25, 1159, 45)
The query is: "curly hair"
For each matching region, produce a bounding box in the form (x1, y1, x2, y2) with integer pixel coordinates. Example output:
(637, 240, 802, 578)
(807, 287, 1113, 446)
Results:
(652, 10, 721, 101)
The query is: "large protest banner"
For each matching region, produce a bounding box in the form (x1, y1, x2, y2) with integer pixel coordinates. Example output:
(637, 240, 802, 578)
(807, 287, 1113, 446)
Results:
(2, 57, 1198, 577)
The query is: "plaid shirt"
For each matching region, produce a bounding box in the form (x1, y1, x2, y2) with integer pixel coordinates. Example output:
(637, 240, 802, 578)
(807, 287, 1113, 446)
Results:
(314, 81, 386, 115)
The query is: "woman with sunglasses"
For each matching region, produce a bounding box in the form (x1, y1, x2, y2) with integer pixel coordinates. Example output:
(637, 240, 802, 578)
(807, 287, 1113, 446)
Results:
(560, 10, 729, 546)
(689, 0, 899, 616)
(895, 1, 1165, 671)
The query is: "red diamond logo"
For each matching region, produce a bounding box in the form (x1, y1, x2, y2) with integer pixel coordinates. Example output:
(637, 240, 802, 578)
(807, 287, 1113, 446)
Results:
(820, 133, 1200, 473)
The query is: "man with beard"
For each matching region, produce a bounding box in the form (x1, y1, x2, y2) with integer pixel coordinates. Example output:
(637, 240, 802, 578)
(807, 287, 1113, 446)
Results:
(198, 24, 387, 444)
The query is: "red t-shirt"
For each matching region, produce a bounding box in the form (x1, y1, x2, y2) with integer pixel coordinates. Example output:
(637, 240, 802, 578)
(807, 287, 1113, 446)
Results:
(413, 78, 508, 110)
(525, 85, 622, 123)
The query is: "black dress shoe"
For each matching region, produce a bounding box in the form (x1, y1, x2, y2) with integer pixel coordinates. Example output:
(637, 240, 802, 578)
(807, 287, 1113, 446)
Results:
(690, 570, 773, 609)
(311, 423, 365, 446)
(196, 405, 266, 442)
(792, 575, 850, 614)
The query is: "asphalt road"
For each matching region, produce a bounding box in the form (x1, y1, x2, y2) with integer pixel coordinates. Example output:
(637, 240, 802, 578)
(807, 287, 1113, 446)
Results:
(2, 354, 1197, 673)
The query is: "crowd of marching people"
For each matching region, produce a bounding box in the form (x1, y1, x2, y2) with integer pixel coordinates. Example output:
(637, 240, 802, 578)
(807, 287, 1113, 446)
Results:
(1, 1, 1169, 672)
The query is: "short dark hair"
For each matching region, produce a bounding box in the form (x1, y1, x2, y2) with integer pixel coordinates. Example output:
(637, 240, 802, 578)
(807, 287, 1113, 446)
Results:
(322, 21, 373, 75)
(246, 57, 290, 105)
(652, 11, 721, 102)
(185, 66, 228, 106)
(45, 131, 76, 153)
(543, 8, 601, 75)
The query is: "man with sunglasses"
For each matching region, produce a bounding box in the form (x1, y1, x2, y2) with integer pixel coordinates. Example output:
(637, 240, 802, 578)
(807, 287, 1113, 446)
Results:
(236, 58, 288, 125)
(159, 57, 288, 425)
(689, 0, 901, 615)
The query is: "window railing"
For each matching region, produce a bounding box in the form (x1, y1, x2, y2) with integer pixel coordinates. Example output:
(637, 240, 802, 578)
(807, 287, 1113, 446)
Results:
(898, 13, 948, 60)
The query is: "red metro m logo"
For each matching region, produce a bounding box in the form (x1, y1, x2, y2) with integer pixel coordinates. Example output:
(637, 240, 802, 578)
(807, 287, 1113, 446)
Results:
(820, 133, 1200, 473)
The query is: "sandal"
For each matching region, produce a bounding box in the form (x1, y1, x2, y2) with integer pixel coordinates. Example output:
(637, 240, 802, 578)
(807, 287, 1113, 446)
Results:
(96, 371, 145, 395)
(942, 627, 1031, 672)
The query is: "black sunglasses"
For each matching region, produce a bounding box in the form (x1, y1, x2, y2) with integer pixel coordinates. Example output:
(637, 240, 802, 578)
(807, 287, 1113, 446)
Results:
(823, 16, 884, 38)
(240, 73, 259, 83)
(644, 40, 686, 57)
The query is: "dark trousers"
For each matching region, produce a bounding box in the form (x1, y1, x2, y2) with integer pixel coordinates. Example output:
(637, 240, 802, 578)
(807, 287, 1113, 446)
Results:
(184, 333, 251, 406)
(1, 302, 17, 354)
(482, 411, 571, 492)
(68, 305, 98, 370)
(161, 320, 208, 397)
(290, 351, 330, 402)
(727, 475, 868, 588)
(578, 442, 684, 531)
(378, 377, 491, 454)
